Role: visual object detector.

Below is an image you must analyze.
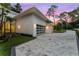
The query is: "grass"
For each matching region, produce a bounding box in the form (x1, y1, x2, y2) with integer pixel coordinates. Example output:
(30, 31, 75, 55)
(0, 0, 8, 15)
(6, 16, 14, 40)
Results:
(0, 34, 33, 56)
(0, 47, 11, 56)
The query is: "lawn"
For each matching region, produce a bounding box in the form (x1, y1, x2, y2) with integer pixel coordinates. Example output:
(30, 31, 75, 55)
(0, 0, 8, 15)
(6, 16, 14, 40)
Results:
(0, 34, 33, 56)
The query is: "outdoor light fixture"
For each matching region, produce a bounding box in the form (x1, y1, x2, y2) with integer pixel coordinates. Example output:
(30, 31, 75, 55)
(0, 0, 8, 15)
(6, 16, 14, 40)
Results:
(34, 24, 36, 28)
(46, 26, 49, 29)
(17, 25, 21, 29)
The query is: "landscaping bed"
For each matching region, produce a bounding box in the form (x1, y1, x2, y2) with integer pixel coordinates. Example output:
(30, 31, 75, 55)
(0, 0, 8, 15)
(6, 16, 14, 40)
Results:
(53, 29, 66, 33)
(0, 34, 33, 56)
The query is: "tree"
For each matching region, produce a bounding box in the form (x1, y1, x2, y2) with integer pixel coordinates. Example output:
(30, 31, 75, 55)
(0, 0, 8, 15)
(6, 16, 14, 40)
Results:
(60, 12, 69, 22)
(14, 3, 22, 13)
(67, 7, 79, 28)
(0, 3, 11, 10)
(60, 12, 69, 29)
(46, 5, 58, 30)
(0, 3, 14, 40)
(0, 3, 11, 36)
(72, 7, 79, 24)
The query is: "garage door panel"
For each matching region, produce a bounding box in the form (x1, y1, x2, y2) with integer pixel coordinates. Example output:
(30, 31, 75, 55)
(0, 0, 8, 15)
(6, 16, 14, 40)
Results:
(36, 24, 45, 34)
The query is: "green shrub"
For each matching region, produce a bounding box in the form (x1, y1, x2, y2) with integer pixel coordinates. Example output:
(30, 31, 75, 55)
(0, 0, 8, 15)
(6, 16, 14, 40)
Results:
(53, 23, 66, 33)
(54, 23, 61, 30)
(66, 24, 74, 30)
(75, 24, 79, 28)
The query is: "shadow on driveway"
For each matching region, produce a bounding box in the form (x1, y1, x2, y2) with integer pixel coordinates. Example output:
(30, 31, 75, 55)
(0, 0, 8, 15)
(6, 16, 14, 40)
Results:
(11, 47, 16, 56)
(76, 34, 79, 55)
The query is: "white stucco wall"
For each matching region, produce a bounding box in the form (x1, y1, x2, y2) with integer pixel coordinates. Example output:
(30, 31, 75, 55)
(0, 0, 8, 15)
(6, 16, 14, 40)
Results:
(32, 15, 47, 37)
(32, 15, 46, 26)
(16, 15, 33, 35)
(16, 14, 47, 37)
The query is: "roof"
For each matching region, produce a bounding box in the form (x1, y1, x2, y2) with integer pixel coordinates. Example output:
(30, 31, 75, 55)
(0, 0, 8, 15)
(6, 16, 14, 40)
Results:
(15, 7, 52, 23)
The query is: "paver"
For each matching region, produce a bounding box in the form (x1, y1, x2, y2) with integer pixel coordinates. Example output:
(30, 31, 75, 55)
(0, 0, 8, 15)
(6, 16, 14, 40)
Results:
(15, 30, 78, 56)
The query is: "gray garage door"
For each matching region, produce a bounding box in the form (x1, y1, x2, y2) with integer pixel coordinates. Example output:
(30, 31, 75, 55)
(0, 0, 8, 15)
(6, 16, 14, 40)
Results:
(36, 24, 45, 34)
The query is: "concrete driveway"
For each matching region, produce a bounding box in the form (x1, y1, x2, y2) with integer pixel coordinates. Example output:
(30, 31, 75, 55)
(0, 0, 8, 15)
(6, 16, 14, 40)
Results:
(15, 30, 78, 56)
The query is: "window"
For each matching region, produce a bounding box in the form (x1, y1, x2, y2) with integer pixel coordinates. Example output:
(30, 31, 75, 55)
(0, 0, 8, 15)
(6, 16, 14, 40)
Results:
(36, 24, 45, 34)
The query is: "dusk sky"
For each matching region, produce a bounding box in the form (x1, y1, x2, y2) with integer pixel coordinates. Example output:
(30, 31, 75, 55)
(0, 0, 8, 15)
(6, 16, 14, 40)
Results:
(12, 3, 79, 22)
(12, 3, 79, 16)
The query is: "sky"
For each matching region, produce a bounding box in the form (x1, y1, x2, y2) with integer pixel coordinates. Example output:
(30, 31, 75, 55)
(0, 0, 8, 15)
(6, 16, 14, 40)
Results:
(12, 3, 79, 22)
(14, 3, 79, 15)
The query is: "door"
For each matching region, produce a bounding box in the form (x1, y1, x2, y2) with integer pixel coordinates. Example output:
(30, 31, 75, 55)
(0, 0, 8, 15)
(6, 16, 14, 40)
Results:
(36, 24, 45, 34)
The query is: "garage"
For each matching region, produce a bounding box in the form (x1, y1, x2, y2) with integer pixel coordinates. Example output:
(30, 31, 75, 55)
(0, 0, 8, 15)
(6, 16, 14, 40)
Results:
(16, 7, 52, 37)
(36, 24, 45, 34)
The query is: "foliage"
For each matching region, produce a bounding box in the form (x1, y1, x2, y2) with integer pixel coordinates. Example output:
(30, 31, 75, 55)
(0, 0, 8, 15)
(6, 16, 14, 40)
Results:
(0, 3, 22, 40)
(74, 24, 79, 28)
(59, 7, 79, 30)
(47, 5, 58, 17)
(54, 23, 66, 33)
(66, 23, 74, 30)
(0, 3, 12, 38)
(11, 3, 22, 13)
(54, 23, 61, 30)
(0, 35, 33, 56)
(0, 3, 11, 10)
(46, 5, 58, 30)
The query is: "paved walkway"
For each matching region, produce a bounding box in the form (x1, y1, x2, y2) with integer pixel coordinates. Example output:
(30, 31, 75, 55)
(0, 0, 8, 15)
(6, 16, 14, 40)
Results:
(15, 30, 78, 56)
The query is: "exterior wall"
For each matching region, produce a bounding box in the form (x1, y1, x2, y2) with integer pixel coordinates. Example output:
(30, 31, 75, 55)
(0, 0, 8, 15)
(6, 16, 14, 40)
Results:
(32, 15, 47, 37)
(46, 24, 53, 33)
(16, 14, 47, 37)
(16, 15, 33, 35)
(32, 15, 46, 26)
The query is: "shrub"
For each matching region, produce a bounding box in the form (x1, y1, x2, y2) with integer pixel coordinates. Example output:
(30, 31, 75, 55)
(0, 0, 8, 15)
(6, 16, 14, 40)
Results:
(53, 23, 66, 33)
(66, 24, 74, 30)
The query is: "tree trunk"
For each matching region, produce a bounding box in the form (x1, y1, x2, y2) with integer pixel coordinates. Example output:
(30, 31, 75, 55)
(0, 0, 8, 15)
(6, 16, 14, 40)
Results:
(1, 8, 4, 37)
(9, 20, 12, 38)
(53, 12, 55, 30)
(10, 20, 11, 34)
(14, 19, 16, 34)
(4, 21, 5, 36)
(64, 17, 67, 29)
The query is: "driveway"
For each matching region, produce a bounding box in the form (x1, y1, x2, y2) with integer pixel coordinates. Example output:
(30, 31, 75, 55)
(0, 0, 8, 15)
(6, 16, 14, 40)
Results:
(15, 30, 78, 56)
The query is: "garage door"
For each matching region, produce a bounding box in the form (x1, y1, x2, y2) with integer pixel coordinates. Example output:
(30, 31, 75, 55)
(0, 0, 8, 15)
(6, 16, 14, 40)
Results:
(36, 24, 45, 34)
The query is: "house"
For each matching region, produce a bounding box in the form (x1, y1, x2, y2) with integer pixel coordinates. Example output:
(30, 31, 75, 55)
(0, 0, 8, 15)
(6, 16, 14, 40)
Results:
(15, 7, 53, 37)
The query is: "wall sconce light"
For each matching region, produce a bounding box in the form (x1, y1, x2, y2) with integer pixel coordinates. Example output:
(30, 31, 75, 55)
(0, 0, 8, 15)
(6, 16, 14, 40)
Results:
(17, 25, 21, 29)
(34, 24, 36, 28)
(46, 26, 49, 29)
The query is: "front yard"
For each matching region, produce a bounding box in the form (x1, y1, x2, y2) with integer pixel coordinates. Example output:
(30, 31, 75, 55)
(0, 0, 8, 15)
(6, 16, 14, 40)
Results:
(0, 34, 33, 56)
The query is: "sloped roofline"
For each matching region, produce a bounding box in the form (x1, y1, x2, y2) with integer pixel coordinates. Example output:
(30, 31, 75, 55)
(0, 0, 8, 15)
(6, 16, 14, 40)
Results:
(15, 7, 52, 23)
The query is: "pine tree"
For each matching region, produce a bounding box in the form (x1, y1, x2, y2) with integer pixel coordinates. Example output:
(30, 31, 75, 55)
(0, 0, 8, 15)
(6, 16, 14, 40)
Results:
(14, 3, 22, 13)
